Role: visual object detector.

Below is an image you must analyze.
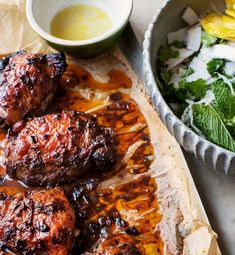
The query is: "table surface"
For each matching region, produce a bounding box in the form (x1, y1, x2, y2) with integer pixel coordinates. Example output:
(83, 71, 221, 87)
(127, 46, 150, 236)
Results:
(130, 1, 235, 255)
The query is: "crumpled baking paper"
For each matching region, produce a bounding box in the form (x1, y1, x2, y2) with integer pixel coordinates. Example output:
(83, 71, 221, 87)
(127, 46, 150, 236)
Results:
(0, 1, 221, 254)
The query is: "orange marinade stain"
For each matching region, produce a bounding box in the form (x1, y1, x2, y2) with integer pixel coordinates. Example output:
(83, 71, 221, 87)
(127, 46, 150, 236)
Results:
(63, 64, 132, 91)
(0, 63, 164, 255)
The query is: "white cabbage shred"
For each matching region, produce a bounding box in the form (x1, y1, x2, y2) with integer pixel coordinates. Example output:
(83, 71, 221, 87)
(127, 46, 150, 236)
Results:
(167, 48, 194, 70)
(182, 6, 199, 25)
(187, 25, 202, 52)
(167, 28, 188, 44)
(224, 62, 235, 76)
(201, 44, 235, 63)
(187, 57, 210, 82)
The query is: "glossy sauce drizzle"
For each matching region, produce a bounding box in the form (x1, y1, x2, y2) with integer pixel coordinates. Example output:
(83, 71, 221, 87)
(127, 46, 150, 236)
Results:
(0, 63, 164, 255)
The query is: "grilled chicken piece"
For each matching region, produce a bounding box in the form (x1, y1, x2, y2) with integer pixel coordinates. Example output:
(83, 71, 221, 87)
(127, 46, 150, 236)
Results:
(0, 50, 67, 127)
(4, 111, 116, 187)
(0, 188, 75, 255)
(84, 235, 142, 255)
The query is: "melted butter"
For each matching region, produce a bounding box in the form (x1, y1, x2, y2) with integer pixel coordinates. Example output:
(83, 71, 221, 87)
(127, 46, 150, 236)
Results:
(50, 4, 113, 41)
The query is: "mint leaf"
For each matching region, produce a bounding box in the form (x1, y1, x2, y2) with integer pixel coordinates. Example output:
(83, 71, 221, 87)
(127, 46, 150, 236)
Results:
(207, 59, 226, 76)
(158, 46, 179, 62)
(211, 79, 235, 119)
(201, 31, 218, 47)
(179, 79, 207, 100)
(212, 103, 235, 138)
(210, 80, 235, 138)
(192, 104, 235, 152)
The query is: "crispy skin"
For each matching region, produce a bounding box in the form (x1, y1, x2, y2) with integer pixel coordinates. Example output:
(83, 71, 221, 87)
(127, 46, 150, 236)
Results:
(0, 51, 67, 126)
(84, 235, 142, 255)
(0, 188, 75, 255)
(4, 111, 117, 187)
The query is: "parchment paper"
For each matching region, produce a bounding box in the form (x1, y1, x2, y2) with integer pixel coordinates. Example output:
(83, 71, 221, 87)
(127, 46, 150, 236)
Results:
(0, 0, 51, 54)
(0, 1, 220, 254)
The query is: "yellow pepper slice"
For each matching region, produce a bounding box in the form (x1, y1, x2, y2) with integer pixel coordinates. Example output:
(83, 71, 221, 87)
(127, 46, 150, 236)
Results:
(226, 0, 235, 17)
(201, 13, 235, 40)
(226, 9, 235, 17)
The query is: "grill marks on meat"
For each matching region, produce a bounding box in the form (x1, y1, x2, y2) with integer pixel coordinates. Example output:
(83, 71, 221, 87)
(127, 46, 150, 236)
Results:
(4, 111, 117, 187)
(84, 235, 142, 255)
(0, 51, 67, 127)
(0, 188, 75, 255)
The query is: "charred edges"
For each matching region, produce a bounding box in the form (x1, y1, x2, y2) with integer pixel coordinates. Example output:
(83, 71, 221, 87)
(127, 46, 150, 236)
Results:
(0, 50, 27, 72)
(45, 52, 67, 79)
(20, 71, 37, 90)
(34, 198, 65, 215)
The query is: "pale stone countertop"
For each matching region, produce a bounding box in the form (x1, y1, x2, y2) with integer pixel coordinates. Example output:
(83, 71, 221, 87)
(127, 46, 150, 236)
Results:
(130, 0, 163, 43)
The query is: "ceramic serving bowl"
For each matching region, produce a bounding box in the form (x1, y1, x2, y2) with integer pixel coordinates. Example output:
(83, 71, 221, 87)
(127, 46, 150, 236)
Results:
(143, 0, 235, 174)
(26, 0, 133, 57)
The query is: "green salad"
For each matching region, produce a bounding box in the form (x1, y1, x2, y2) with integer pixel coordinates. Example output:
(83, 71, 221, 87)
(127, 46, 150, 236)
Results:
(157, 7, 235, 152)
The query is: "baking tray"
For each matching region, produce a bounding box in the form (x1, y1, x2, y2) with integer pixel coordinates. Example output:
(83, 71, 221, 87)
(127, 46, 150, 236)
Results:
(118, 23, 227, 254)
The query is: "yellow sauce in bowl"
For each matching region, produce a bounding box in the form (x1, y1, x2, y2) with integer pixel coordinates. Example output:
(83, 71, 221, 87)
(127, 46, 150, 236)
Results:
(50, 4, 113, 41)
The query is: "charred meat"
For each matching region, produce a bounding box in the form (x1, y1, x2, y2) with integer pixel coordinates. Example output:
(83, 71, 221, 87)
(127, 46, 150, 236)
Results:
(4, 111, 117, 187)
(84, 235, 142, 255)
(0, 51, 67, 126)
(0, 188, 75, 255)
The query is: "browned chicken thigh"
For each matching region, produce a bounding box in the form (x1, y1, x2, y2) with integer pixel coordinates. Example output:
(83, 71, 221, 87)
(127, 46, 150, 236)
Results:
(84, 235, 142, 255)
(0, 188, 75, 255)
(0, 51, 67, 127)
(3, 111, 117, 187)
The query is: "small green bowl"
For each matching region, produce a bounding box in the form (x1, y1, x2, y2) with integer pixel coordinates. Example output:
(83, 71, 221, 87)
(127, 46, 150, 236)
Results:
(26, 0, 133, 57)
